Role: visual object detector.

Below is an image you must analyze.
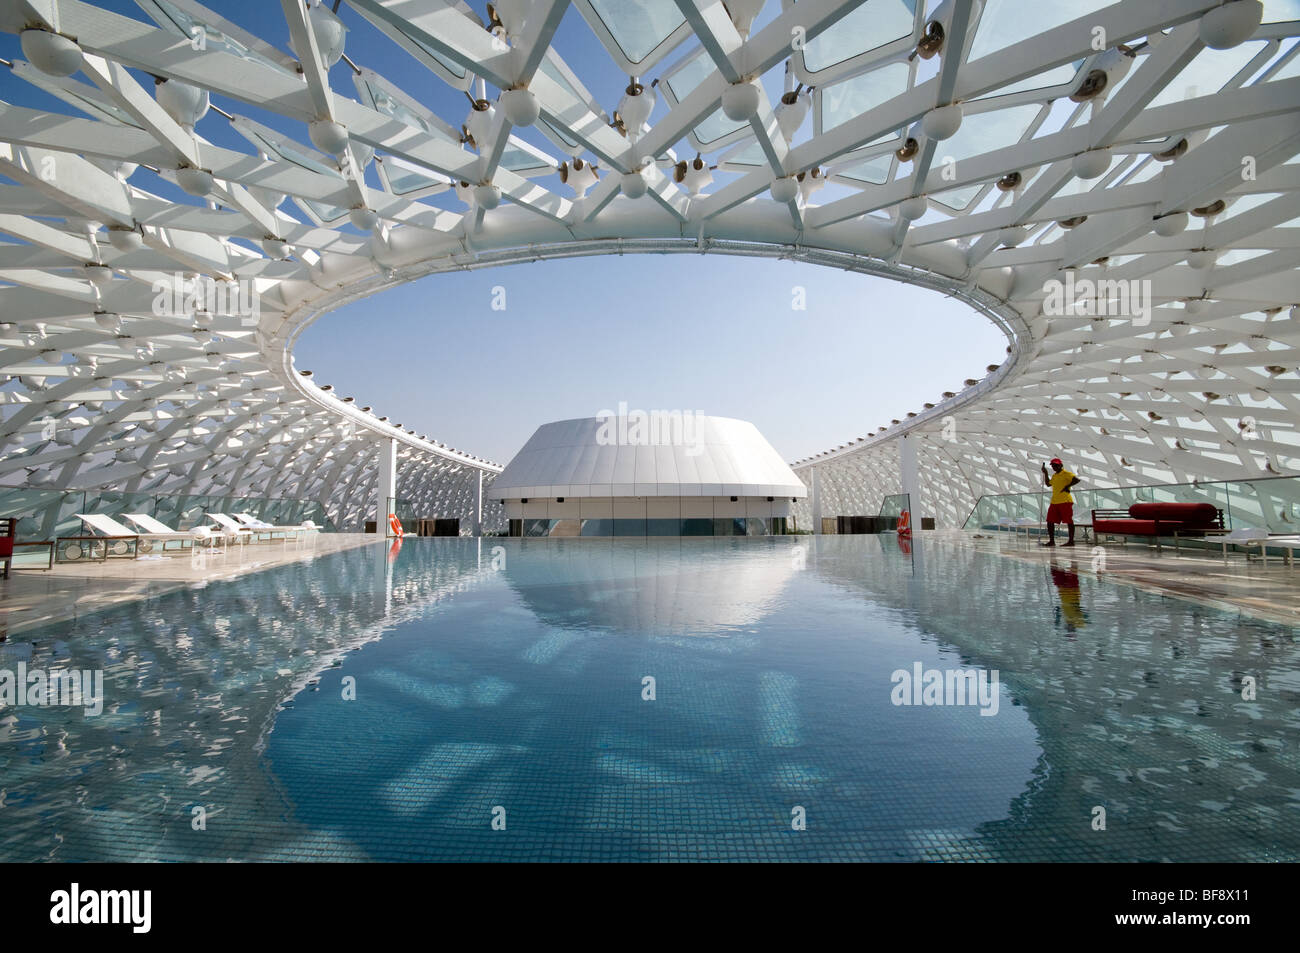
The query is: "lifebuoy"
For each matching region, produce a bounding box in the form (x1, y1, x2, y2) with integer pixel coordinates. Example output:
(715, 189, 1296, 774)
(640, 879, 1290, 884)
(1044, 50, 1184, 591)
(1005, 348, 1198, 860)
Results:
(388, 513, 404, 537)
(897, 509, 912, 538)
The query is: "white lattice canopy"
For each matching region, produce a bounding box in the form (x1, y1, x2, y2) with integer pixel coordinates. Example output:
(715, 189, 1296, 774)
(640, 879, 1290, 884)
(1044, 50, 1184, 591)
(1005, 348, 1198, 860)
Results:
(0, 0, 1296, 529)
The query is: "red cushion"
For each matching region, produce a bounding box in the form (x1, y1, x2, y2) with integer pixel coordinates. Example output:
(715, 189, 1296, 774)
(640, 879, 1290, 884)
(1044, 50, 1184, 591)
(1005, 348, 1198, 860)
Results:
(0, 538, 12, 557)
(1128, 502, 1218, 525)
(1094, 518, 1159, 536)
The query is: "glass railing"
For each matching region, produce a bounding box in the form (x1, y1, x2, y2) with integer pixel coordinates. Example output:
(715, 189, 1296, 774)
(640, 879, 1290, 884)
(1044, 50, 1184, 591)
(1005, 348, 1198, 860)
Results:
(878, 493, 911, 520)
(962, 475, 1300, 534)
(0, 487, 335, 564)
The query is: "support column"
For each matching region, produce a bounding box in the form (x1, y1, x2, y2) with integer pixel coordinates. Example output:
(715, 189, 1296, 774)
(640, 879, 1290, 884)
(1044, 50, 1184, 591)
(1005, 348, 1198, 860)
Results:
(899, 433, 920, 523)
(376, 436, 397, 537)
(474, 470, 483, 537)
(811, 465, 822, 535)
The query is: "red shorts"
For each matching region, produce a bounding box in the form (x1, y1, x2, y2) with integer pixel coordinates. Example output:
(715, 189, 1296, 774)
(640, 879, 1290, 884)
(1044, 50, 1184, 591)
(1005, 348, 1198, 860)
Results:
(1046, 502, 1074, 523)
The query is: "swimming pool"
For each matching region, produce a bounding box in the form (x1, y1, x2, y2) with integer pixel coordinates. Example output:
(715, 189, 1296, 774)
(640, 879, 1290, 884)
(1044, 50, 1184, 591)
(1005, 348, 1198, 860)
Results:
(1, 536, 1296, 862)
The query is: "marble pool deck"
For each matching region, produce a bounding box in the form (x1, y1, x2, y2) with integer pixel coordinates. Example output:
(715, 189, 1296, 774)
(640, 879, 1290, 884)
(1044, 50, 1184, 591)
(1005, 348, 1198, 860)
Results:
(0, 532, 378, 639)
(1, 529, 1297, 641)
(965, 528, 1300, 626)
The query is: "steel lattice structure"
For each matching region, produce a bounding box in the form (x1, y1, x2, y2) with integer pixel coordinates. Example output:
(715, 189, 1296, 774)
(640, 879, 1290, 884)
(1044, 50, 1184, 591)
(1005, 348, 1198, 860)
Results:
(0, 0, 1296, 531)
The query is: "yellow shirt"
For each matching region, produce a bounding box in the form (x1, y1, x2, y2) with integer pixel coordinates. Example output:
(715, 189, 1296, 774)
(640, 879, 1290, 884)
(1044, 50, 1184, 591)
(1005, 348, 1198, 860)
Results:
(1049, 469, 1076, 504)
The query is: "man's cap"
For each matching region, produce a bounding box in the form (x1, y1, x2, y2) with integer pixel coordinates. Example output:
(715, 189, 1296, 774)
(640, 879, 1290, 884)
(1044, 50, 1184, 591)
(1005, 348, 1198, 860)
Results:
(1050, 457, 1063, 465)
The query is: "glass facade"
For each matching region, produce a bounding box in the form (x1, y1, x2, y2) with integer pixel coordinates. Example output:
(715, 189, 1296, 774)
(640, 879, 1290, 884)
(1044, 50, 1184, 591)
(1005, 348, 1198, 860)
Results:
(0, 486, 336, 542)
(507, 516, 791, 537)
(962, 475, 1300, 534)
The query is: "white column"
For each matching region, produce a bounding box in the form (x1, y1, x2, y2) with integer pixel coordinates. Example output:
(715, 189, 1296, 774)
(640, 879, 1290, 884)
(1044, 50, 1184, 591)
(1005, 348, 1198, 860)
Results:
(376, 437, 397, 536)
(899, 433, 920, 523)
(811, 465, 822, 535)
(474, 470, 483, 537)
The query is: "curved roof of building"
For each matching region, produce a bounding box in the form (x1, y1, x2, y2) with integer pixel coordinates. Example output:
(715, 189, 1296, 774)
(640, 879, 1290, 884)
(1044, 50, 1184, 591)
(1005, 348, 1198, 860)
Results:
(0, 1, 1296, 531)
(487, 416, 807, 499)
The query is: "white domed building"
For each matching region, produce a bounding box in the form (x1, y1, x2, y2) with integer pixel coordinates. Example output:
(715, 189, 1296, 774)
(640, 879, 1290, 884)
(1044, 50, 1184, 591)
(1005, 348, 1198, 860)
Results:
(488, 414, 807, 537)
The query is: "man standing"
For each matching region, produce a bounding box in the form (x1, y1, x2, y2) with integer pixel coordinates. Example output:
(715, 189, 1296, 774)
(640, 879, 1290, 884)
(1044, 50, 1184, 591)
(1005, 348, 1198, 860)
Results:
(1041, 457, 1081, 547)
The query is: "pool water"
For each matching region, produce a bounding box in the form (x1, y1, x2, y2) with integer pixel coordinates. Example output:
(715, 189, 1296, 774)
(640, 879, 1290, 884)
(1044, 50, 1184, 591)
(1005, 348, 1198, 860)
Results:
(1, 536, 1296, 862)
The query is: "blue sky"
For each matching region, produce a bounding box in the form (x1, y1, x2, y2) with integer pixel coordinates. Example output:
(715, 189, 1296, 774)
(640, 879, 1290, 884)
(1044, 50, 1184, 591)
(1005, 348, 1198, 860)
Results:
(0, 0, 1006, 462)
(297, 256, 1005, 463)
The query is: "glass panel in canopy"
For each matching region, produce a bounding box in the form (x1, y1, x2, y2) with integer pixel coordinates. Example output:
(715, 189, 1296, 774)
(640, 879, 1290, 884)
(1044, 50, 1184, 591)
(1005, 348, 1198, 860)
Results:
(397, 29, 468, 78)
(380, 156, 448, 194)
(664, 48, 748, 144)
(1270, 44, 1300, 79)
(930, 182, 986, 211)
(693, 107, 749, 145)
(38, 81, 142, 127)
(1263, 0, 1300, 22)
(140, 0, 293, 75)
(801, 0, 917, 73)
(968, 0, 1113, 61)
(537, 55, 587, 105)
(971, 64, 1080, 101)
(540, 119, 581, 150)
(834, 154, 894, 184)
(1147, 43, 1269, 108)
(929, 103, 1041, 166)
(587, 0, 686, 64)
(501, 142, 557, 175)
(717, 141, 766, 170)
(295, 199, 349, 224)
(820, 62, 910, 132)
(359, 78, 435, 137)
(242, 127, 341, 179)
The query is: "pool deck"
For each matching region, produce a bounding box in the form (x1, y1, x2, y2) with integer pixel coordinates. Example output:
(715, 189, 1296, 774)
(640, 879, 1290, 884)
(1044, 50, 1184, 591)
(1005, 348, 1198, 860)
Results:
(2, 529, 1297, 640)
(0, 532, 378, 639)
(962, 528, 1300, 627)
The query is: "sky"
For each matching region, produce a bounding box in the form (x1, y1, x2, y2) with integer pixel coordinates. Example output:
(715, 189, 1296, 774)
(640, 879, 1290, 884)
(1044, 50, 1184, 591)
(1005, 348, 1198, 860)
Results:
(296, 256, 1006, 464)
(0, 0, 1005, 464)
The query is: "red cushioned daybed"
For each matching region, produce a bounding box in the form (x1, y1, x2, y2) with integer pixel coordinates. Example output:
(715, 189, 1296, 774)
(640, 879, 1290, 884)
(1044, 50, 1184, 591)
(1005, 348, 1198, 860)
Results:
(0, 518, 13, 578)
(1092, 502, 1224, 547)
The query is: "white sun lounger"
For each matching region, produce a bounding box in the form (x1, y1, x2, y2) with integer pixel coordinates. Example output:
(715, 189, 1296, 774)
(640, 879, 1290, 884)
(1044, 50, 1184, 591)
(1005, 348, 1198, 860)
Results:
(231, 512, 308, 539)
(186, 525, 219, 552)
(206, 513, 258, 544)
(69, 513, 187, 559)
(1244, 534, 1300, 567)
(1191, 526, 1268, 558)
(122, 513, 208, 552)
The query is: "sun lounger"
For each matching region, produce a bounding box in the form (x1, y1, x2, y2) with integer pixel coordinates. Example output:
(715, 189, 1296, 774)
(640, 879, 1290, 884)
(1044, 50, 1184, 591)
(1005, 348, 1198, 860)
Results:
(62, 513, 145, 560)
(1188, 526, 1268, 558)
(1244, 534, 1300, 567)
(191, 525, 226, 554)
(122, 513, 205, 553)
(206, 513, 258, 544)
(231, 512, 307, 539)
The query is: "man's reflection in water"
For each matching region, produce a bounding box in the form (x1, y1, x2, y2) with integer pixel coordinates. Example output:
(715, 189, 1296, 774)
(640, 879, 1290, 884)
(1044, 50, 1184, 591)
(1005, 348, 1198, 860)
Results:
(1050, 560, 1088, 635)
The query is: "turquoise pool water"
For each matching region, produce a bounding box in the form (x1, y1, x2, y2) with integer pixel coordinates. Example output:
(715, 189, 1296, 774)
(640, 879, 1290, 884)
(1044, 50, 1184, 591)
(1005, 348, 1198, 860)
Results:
(1, 536, 1296, 861)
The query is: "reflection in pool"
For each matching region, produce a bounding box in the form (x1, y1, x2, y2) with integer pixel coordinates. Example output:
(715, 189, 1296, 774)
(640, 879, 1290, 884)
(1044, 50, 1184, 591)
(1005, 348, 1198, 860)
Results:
(1, 537, 1296, 861)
